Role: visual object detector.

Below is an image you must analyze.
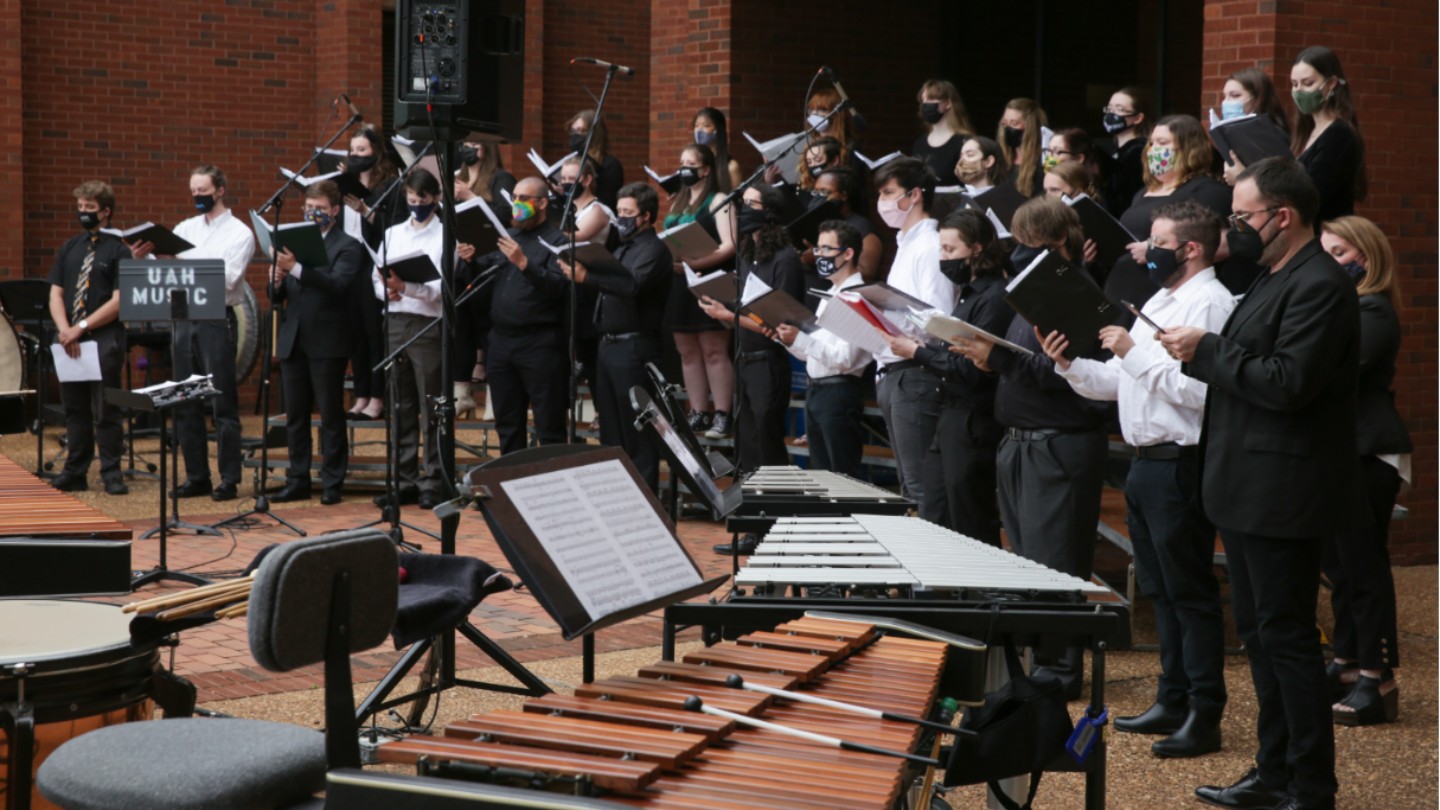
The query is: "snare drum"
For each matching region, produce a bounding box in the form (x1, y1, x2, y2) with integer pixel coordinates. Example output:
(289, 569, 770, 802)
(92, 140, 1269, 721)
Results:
(0, 600, 159, 810)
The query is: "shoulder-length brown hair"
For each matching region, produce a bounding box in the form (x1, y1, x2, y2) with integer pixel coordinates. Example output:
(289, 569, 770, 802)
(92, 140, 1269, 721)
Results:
(566, 109, 610, 164)
(1142, 115, 1214, 191)
(1322, 215, 1400, 308)
(997, 98, 1047, 198)
(1012, 196, 1084, 262)
(1291, 46, 1367, 202)
(917, 79, 975, 136)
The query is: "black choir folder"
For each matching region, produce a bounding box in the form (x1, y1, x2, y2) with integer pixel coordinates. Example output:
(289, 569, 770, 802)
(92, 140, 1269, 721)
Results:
(1063, 193, 1137, 268)
(466, 445, 725, 639)
(112, 223, 195, 257)
(1003, 249, 1122, 359)
(248, 212, 329, 269)
(369, 248, 439, 284)
(785, 199, 842, 250)
(1208, 113, 1293, 167)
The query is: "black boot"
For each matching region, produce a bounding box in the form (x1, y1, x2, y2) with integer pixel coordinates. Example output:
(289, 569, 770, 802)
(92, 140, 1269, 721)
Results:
(1152, 704, 1222, 758)
(1114, 701, 1186, 735)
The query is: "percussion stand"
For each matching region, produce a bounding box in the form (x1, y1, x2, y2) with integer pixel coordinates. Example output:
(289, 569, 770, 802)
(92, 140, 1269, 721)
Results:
(214, 113, 362, 538)
(0, 279, 59, 479)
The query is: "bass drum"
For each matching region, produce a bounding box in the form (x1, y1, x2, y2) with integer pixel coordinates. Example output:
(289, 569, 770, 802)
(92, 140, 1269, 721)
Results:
(232, 283, 261, 384)
(0, 308, 22, 392)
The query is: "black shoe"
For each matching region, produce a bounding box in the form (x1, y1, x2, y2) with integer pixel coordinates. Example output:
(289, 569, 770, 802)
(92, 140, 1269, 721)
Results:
(1333, 672, 1398, 726)
(52, 474, 88, 492)
(269, 483, 313, 503)
(321, 489, 343, 506)
(103, 478, 129, 496)
(1324, 659, 1359, 703)
(686, 409, 711, 434)
(373, 489, 420, 508)
(1152, 706, 1222, 758)
(418, 491, 441, 510)
(1195, 768, 1287, 809)
(1273, 795, 1335, 810)
(173, 479, 212, 498)
(1114, 702, 1188, 735)
(713, 533, 759, 556)
(211, 482, 238, 501)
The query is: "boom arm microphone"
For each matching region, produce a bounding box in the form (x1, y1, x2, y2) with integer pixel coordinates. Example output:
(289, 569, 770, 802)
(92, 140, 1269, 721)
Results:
(819, 66, 865, 131)
(340, 93, 363, 121)
(571, 57, 636, 77)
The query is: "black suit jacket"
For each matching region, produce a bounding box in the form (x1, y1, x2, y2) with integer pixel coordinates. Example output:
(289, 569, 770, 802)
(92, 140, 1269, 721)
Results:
(1185, 238, 1360, 538)
(274, 227, 365, 360)
(1356, 293, 1412, 456)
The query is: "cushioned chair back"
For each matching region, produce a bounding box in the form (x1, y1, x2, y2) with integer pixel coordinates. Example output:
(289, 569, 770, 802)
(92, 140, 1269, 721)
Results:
(248, 529, 398, 673)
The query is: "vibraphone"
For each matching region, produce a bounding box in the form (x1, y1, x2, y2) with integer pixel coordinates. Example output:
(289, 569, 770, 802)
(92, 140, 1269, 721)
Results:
(0, 453, 131, 540)
(665, 515, 1128, 810)
(376, 616, 956, 809)
(734, 467, 912, 518)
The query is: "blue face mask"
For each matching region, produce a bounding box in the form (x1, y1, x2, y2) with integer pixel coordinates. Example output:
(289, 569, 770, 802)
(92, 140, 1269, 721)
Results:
(1341, 260, 1366, 283)
(408, 202, 436, 222)
(694, 128, 716, 146)
(304, 208, 333, 229)
(1220, 99, 1246, 120)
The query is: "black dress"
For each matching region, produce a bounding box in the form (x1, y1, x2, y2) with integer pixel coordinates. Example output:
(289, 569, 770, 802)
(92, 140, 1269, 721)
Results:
(662, 195, 728, 332)
(594, 154, 626, 211)
(912, 132, 965, 184)
(1299, 120, 1361, 224)
(1102, 137, 1146, 219)
(1102, 176, 1233, 321)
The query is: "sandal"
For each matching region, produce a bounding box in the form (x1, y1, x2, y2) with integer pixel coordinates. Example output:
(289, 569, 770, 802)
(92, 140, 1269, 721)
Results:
(1325, 659, 1359, 704)
(1333, 671, 1398, 726)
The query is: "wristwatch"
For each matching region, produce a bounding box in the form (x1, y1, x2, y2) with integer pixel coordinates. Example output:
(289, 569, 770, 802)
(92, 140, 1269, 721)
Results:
(78, 318, 89, 332)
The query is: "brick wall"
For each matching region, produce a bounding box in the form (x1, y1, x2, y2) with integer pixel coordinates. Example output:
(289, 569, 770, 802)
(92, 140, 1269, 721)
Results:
(0, 0, 22, 281)
(647, 0, 734, 176)
(1203, 0, 1438, 563)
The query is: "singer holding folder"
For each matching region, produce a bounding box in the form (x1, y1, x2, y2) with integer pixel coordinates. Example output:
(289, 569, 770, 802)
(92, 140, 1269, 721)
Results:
(47, 180, 129, 495)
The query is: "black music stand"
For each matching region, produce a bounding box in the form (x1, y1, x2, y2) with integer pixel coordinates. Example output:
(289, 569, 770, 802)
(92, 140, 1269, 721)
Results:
(0, 279, 59, 479)
(643, 362, 733, 520)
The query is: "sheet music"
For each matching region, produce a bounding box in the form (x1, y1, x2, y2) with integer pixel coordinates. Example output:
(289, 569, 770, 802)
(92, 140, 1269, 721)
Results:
(501, 459, 701, 621)
(814, 295, 893, 356)
(50, 342, 102, 382)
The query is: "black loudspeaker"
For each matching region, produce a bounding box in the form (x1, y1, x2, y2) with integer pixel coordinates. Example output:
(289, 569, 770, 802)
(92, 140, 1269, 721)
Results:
(394, 0, 525, 142)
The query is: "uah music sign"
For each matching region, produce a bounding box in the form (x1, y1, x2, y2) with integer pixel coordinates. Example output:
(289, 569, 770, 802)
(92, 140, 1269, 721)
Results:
(117, 259, 228, 321)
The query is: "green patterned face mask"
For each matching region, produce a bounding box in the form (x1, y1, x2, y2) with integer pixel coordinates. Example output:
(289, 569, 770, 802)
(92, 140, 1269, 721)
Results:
(1292, 86, 1327, 115)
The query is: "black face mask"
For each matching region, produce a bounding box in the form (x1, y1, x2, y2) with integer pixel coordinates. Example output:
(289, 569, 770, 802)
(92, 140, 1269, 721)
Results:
(615, 214, 641, 240)
(815, 253, 847, 278)
(568, 133, 586, 154)
(1144, 243, 1183, 287)
(920, 102, 944, 125)
(677, 167, 700, 188)
(193, 194, 217, 214)
(1010, 243, 1042, 271)
(1102, 112, 1131, 134)
(808, 165, 826, 179)
(1003, 126, 1024, 149)
(939, 257, 973, 286)
(77, 210, 102, 230)
(408, 202, 436, 222)
(738, 207, 769, 237)
(459, 146, 480, 166)
(559, 182, 577, 199)
(1227, 213, 1278, 264)
(346, 153, 377, 173)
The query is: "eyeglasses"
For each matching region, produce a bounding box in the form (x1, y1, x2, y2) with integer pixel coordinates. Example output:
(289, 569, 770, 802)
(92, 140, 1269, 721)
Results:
(1103, 106, 1136, 116)
(812, 245, 844, 257)
(1228, 207, 1279, 232)
(1043, 148, 1074, 158)
(742, 198, 766, 210)
(513, 194, 546, 203)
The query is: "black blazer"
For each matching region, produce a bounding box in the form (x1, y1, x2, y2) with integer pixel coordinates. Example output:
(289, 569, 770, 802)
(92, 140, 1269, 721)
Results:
(1185, 238, 1361, 538)
(274, 227, 365, 360)
(1356, 293, 1412, 456)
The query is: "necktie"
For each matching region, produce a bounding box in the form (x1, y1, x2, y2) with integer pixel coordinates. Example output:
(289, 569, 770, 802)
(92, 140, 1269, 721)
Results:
(72, 236, 96, 324)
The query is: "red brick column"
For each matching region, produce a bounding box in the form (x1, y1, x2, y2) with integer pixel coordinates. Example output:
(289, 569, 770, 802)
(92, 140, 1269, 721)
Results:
(1203, 0, 1438, 563)
(316, 0, 384, 134)
(648, 0, 733, 174)
(0, 0, 21, 280)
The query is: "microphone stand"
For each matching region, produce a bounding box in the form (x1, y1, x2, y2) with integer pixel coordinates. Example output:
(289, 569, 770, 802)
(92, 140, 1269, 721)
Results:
(349, 144, 441, 547)
(214, 109, 361, 536)
(558, 62, 622, 444)
(707, 100, 851, 480)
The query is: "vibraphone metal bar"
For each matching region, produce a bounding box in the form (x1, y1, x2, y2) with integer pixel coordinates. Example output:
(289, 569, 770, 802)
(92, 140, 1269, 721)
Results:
(376, 617, 951, 810)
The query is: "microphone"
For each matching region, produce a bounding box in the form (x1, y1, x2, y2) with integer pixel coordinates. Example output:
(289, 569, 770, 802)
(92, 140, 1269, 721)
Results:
(340, 92, 363, 121)
(571, 57, 636, 77)
(819, 66, 866, 131)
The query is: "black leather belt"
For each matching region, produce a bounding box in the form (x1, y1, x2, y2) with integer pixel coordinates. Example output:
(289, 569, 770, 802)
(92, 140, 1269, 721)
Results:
(1132, 442, 1196, 460)
(739, 349, 782, 362)
(877, 359, 921, 379)
(1005, 427, 1063, 441)
(809, 375, 860, 387)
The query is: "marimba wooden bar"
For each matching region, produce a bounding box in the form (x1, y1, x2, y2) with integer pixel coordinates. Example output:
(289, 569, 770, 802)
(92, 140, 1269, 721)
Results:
(0, 453, 131, 540)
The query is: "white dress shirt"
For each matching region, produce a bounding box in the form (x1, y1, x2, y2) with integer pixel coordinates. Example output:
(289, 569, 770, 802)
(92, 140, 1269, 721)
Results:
(372, 214, 444, 318)
(1057, 267, 1236, 447)
(173, 209, 256, 306)
(874, 217, 955, 368)
(788, 272, 871, 378)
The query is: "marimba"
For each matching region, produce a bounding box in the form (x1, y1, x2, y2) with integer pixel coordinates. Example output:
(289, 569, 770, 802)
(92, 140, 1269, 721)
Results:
(0, 454, 131, 541)
(738, 514, 1113, 600)
(377, 616, 958, 809)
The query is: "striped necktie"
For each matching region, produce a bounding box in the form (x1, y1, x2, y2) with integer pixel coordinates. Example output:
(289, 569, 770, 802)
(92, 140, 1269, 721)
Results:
(72, 235, 96, 323)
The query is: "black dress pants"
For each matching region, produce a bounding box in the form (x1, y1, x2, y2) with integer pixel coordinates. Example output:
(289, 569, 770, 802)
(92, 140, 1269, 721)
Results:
(923, 402, 1001, 546)
(735, 350, 792, 473)
(281, 343, 349, 492)
(487, 327, 568, 455)
(595, 333, 661, 492)
(57, 331, 124, 483)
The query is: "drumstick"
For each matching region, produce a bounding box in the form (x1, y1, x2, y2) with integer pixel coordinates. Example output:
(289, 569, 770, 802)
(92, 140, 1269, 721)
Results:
(123, 575, 253, 614)
(682, 697, 941, 766)
(153, 588, 252, 622)
(721, 674, 968, 736)
(214, 602, 249, 620)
